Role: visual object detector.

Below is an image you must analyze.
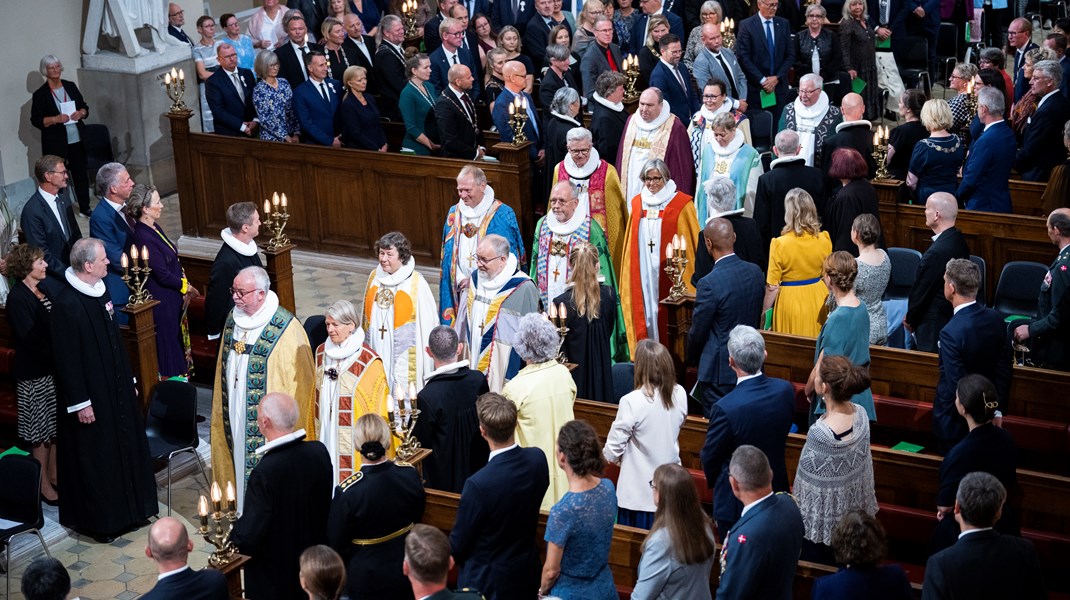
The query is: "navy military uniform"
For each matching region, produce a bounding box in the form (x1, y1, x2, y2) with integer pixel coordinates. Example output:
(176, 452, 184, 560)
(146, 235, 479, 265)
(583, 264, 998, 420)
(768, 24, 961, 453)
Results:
(1027, 245, 1070, 371)
(716, 492, 804, 600)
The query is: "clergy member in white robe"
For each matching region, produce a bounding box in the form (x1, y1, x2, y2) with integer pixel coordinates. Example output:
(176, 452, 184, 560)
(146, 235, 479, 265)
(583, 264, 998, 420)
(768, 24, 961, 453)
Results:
(616, 88, 696, 206)
(777, 73, 843, 167)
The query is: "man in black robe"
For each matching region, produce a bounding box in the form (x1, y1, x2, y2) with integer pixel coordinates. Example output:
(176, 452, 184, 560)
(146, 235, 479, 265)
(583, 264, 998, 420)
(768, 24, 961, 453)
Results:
(204, 201, 262, 338)
(50, 238, 157, 543)
(413, 326, 490, 493)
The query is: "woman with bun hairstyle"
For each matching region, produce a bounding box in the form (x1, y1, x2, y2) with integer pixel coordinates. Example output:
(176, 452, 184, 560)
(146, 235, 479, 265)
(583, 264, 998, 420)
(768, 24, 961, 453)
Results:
(795, 354, 878, 566)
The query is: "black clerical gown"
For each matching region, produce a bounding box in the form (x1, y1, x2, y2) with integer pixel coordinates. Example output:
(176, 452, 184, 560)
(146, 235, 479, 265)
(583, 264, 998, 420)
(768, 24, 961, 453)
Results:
(204, 242, 263, 337)
(555, 285, 617, 403)
(327, 461, 426, 600)
(413, 365, 490, 493)
(50, 284, 157, 536)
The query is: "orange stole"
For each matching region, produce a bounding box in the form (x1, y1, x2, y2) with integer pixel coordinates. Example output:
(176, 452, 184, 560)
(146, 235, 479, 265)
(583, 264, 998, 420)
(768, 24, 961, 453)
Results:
(362, 283, 416, 333)
(626, 192, 692, 344)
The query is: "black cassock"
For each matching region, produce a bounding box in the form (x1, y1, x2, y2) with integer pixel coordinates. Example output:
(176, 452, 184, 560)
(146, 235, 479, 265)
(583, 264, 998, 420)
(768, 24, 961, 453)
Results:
(412, 366, 490, 493)
(204, 242, 262, 337)
(50, 285, 157, 536)
(554, 285, 617, 403)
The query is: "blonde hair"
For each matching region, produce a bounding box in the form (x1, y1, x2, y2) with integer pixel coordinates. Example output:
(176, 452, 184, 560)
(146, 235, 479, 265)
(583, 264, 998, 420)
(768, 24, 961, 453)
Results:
(646, 15, 670, 48)
(781, 188, 822, 236)
(567, 242, 602, 319)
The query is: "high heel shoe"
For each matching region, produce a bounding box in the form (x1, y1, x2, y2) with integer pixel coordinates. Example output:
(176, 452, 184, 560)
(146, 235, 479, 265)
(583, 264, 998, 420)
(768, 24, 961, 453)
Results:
(42, 494, 59, 507)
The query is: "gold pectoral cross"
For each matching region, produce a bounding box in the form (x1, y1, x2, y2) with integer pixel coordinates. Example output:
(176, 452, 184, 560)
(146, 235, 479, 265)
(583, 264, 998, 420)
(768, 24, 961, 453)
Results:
(552, 266, 561, 281)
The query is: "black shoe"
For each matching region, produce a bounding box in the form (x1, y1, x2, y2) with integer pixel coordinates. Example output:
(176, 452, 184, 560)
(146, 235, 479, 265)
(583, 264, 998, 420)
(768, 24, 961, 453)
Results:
(77, 529, 116, 544)
(42, 495, 59, 507)
(79, 209, 93, 218)
(884, 110, 898, 122)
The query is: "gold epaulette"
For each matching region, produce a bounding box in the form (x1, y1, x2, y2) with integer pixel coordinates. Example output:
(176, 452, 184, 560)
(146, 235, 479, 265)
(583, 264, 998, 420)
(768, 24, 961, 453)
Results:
(339, 471, 364, 491)
(393, 458, 415, 468)
(457, 588, 486, 599)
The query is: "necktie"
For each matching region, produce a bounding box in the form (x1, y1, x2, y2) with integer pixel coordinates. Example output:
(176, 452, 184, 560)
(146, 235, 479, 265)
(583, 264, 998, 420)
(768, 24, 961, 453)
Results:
(53, 198, 67, 237)
(673, 65, 687, 92)
(714, 53, 738, 98)
(231, 72, 245, 102)
(452, 54, 459, 65)
(606, 48, 618, 71)
(319, 82, 329, 102)
(764, 19, 775, 74)
(523, 94, 540, 137)
(512, 0, 519, 20)
(301, 46, 311, 80)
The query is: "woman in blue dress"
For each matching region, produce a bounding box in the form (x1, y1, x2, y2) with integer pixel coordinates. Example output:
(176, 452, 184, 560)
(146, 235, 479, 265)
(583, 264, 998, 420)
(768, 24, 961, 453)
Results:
(540, 420, 617, 600)
(907, 99, 965, 205)
(399, 53, 441, 155)
(340, 66, 388, 151)
(252, 50, 300, 142)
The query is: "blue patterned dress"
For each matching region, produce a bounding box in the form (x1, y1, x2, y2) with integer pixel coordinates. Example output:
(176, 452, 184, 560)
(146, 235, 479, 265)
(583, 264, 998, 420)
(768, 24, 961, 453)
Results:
(544, 478, 618, 600)
(253, 79, 299, 142)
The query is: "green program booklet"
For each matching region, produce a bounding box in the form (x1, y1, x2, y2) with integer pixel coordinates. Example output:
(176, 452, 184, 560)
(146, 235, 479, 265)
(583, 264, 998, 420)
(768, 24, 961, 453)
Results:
(891, 441, 924, 453)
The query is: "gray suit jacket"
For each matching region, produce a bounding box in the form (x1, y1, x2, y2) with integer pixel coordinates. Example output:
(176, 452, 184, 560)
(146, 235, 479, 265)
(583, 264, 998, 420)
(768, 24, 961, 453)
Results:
(581, 41, 623, 100)
(691, 47, 747, 108)
(631, 527, 716, 600)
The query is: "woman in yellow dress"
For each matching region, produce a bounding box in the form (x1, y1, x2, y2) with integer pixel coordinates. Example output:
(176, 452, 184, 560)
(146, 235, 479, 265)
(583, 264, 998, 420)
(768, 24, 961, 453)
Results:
(763, 188, 832, 337)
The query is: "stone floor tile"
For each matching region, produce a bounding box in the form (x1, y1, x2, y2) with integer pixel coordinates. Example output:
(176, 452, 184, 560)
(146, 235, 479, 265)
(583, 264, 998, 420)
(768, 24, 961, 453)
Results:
(69, 560, 91, 572)
(81, 560, 124, 581)
(115, 571, 138, 583)
(123, 555, 160, 576)
(113, 554, 135, 565)
(76, 578, 126, 599)
(116, 590, 140, 600)
(70, 577, 91, 588)
(127, 572, 159, 594)
(67, 543, 90, 555)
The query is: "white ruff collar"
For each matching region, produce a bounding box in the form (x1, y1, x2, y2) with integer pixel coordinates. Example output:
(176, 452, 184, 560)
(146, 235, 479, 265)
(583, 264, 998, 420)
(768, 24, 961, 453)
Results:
(835, 119, 872, 133)
(547, 199, 590, 235)
(256, 429, 307, 455)
(593, 92, 623, 112)
(770, 155, 806, 168)
(699, 103, 730, 122)
(65, 268, 105, 297)
(458, 185, 496, 219)
(793, 91, 830, 122)
(641, 180, 678, 209)
(564, 148, 601, 177)
(375, 256, 416, 287)
(712, 129, 745, 156)
(551, 111, 582, 126)
(234, 290, 280, 330)
(706, 207, 744, 225)
(221, 228, 258, 257)
(636, 101, 673, 131)
(478, 253, 520, 291)
(324, 327, 365, 359)
(425, 359, 471, 382)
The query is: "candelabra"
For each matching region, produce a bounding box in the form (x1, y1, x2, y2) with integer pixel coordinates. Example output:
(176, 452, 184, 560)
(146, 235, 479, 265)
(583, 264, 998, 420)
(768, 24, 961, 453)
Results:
(548, 302, 570, 364)
(507, 96, 529, 145)
(964, 81, 978, 118)
(720, 19, 736, 49)
(121, 244, 153, 306)
(388, 383, 422, 462)
(197, 481, 238, 567)
(401, 0, 419, 38)
(663, 234, 688, 301)
(262, 192, 291, 251)
(1012, 342, 1033, 367)
(871, 125, 891, 180)
(623, 54, 640, 101)
(162, 67, 189, 114)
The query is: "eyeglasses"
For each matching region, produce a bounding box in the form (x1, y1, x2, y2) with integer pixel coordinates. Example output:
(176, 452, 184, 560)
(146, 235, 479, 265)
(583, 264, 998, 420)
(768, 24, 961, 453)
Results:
(568, 147, 591, 155)
(169, 9, 184, 16)
(798, 87, 820, 95)
(475, 254, 505, 265)
(230, 287, 258, 299)
(47, 169, 69, 176)
(949, 74, 965, 80)
(446, 30, 465, 36)
(702, 93, 723, 99)
(643, 174, 665, 182)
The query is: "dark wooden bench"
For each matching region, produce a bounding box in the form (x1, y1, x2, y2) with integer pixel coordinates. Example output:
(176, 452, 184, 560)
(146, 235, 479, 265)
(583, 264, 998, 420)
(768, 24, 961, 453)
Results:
(0, 348, 20, 428)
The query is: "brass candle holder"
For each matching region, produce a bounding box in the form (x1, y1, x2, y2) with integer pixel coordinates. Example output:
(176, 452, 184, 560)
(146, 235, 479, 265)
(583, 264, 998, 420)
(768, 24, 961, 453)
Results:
(1012, 342, 1033, 367)
(507, 96, 529, 145)
(121, 244, 153, 306)
(548, 302, 570, 364)
(663, 234, 688, 301)
(198, 481, 238, 567)
(401, 0, 419, 38)
(871, 125, 890, 180)
(964, 80, 978, 119)
(162, 67, 189, 114)
(262, 192, 291, 251)
(623, 54, 640, 101)
(720, 19, 736, 49)
(388, 383, 422, 462)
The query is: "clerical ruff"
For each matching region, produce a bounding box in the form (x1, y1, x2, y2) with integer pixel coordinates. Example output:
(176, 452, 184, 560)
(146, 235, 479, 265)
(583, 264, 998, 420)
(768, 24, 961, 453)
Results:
(553, 148, 628, 276)
(781, 91, 840, 167)
(619, 102, 676, 203)
(532, 198, 593, 307)
(697, 128, 763, 220)
(362, 257, 437, 395)
(314, 329, 391, 484)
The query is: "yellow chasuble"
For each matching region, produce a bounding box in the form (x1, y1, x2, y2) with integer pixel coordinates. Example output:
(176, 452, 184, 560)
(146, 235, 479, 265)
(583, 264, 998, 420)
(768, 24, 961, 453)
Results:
(361, 258, 437, 396)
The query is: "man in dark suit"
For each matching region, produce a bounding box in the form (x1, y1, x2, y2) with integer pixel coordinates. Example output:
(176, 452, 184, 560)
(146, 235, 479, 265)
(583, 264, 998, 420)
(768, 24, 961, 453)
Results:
(287, 0, 327, 44)
(205, 202, 263, 338)
(275, 10, 323, 88)
(406, 524, 486, 600)
(491, 0, 536, 35)
(903, 0, 940, 77)
(524, 0, 568, 72)
(231, 392, 333, 600)
(436, 64, 487, 160)
(205, 44, 258, 137)
(1043, 33, 1070, 98)
(376, 15, 409, 120)
(905, 192, 971, 353)
(699, 326, 794, 538)
(87, 162, 134, 325)
(631, 0, 686, 54)
(923, 472, 1046, 599)
(167, 3, 193, 45)
(715, 445, 804, 600)
(141, 517, 228, 600)
(934, 259, 1012, 452)
(492, 61, 544, 162)
(649, 34, 699, 122)
(424, 0, 456, 53)
(1014, 208, 1070, 371)
(689, 221, 765, 409)
(819, 92, 877, 184)
(753, 129, 825, 248)
(450, 4, 483, 56)
(1008, 18, 1038, 101)
(293, 52, 342, 146)
(431, 18, 484, 102)
(957, 88, 1014, 213)
(20, 155, 81, 280)
(735, 0, 795, 122)
(581, 17, 623, 100)
(691, 24, 747, 111)
(343, 14, 379, 95)
(458, 0, 491, 24)
(540, 45, 581, 119)
(450, 393, 549, 600)
(589, 71, 628, 164)
(1015, 60, 1070, 182)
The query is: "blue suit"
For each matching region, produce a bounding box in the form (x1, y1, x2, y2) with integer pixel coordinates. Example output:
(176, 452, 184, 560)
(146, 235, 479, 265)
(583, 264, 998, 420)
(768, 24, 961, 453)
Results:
(20, 189, 81, 280)
(1016, 93, 1070, 182)
(688, 254, 764, 389)
(700, 374, 795, 530)
(492, 88, 541, 160)
(957, 120, 1014, 213)
(140, 567, 228, 600)
(810, 564, 914, 600)
(88, 198, 133, 324)
(715, 492, 804, 600)
(934, 302, 1012, 447)
(204, 68, 257, 137)
(450, 445, 549, 600)
(734, 14, 795, 119)
(293, 77, 342, 145)
(649, 60, 699, 122)
(630, 11, 686, 54)
(429, 46, 483, 102)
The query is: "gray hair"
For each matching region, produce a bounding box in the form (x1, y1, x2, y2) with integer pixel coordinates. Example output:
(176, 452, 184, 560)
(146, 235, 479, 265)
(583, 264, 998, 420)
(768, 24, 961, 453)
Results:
(841, 0, 867, 22)
(729, 445, 772, 491)
(545, 43, 571, 63)
(260, 392, 300, 432)
(595, 70, 626, 97)
(566, 127, 593, 144)
(775, 129, 801, 155)
(324, 299, 359, 327)
(703, 175, 737, 215)
(428, 325, 459, 361)
(283, 8, 306, 29)
(952, 62, 979, 79)
(977, 86, 1005, 116)
(1064, 119, 1070, 143)
(381, 14, 403, 32)
(482, 233, 511, 258)
(956, 472, 1007, 528)
(239, 266, 271, 292)
(700, 0, 723, 18)
(727, 325, 765, 374)
(95, 162, 128, 197)
(254, 49, 280, 80)
(458, 164, 487, 184)
(39, 54, 62, 77)
(550, 86, 580, 115)
(979, 47, 1006, 65)
(1033, 59, 1063, 88)
(799, 72, 823, 89)
(1026, 46, 1057, 63)
(70, 238, 103, 273)
(641, 158, 672, 182)
(513, 313, 560, 363)
(553, 179, 579, 200)
(805, 3, 826, 17)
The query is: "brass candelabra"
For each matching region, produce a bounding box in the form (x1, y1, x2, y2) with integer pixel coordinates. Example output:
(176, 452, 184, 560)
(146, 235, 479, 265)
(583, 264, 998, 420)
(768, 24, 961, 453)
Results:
(548, 302, 570, 364)
(871, 125, 890, 180)
(262, 192, 291, 251)
(964, 80, 978, 118)
(663, 234, 688, 301)
(121, 244, 153, 306)
(1012, 342, 1033, 367)
(507, 96, 529, 145)
(623, 54, 640, 101)
(197, 481, 238, 567)
(401, 0, 419, 38)
(720, 19, 736, 49)
(388, 383, 422, 462)
(162, 67, 189, 114)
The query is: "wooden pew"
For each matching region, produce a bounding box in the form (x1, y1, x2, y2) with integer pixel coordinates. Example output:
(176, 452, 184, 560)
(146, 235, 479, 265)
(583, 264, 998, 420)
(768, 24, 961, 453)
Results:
(873, 178, 1048, 218)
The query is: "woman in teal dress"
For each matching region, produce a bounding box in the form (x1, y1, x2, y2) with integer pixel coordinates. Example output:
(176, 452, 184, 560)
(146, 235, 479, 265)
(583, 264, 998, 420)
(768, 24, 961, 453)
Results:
(398, 53, 440, 155)
(805, 251, 876, 426)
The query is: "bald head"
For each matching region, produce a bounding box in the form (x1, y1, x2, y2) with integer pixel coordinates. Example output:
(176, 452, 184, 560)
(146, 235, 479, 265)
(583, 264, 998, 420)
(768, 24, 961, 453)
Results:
(147, 517, 192, 569)
(503, 60, 526, 92)
(258, 392, 300, 440)
(448, 64, 473, 91)
(638, 88, 664, 122)
(706, 217, 736, 253)
(841, 93, 865, 121)
(925, 192, 959, 233)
